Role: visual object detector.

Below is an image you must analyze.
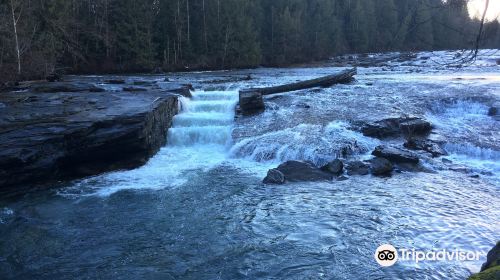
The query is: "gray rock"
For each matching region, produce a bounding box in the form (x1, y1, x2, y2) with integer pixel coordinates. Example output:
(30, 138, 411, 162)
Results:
(362, 117, 432, 138)
(123, 86, 148, 92)
(133, 80, 157, 86)
(404, 139, 447, 157)
(30, 82, 105, 93)
(0, 85, 190, 189)
(263, 169, 285, 184)
(276, 160, 332, 182)
(372, 145, 420, 164)
(370, 157, 393, 175)
(321, 159, 344, 175)
(239, 90, 265, 116)
(346, 161, 370, 176)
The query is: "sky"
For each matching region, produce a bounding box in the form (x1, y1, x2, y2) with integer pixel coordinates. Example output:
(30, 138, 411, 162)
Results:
(468, 0, 500, 22)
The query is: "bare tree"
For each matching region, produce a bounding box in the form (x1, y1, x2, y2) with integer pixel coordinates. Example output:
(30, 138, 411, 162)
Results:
(9, 0, 21, 75)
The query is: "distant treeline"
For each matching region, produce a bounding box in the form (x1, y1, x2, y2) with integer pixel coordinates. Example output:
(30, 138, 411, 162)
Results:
(0, 0, 499, 81)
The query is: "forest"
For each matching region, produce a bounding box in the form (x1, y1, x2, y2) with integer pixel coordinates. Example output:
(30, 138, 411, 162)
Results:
(1, 0, 499, 81)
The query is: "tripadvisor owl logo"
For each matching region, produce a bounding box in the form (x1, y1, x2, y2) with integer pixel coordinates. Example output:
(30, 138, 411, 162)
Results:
(375, 244, 398, 267)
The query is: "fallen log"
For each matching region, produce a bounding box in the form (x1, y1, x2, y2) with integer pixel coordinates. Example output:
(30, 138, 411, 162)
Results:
(242, 68, 356, 96)
(239, 68, 356, 115)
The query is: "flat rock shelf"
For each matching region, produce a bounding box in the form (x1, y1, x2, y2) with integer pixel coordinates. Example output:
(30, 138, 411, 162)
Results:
(0, 84, 189, 189)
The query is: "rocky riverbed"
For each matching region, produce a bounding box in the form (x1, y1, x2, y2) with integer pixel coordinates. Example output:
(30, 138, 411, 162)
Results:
(0, 50, 498, 279)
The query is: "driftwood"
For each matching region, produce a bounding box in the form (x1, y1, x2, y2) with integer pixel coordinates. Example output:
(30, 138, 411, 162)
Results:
(239, 68, 356, 115)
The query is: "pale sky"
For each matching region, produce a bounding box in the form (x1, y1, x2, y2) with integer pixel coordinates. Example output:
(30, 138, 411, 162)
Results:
(468, 0, 500, 22)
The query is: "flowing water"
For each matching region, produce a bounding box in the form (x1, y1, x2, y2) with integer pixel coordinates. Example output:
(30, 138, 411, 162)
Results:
(0, 50, 499, 279)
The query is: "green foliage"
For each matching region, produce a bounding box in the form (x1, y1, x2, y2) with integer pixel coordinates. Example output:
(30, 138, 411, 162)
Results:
(0, 0, 497, 79)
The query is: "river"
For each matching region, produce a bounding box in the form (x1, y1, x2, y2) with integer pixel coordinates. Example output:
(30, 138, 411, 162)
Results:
(0, 50, 499, 279)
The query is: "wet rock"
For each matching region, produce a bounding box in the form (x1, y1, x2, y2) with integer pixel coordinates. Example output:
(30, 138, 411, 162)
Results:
(404, 139, 447, 157)
(321, 159, 344, 175)
(31, 82, 105, 93)
(275, 160, 332, 182)
(372, 145, 419, 164)
(263, 169, 285, 184)
(105, 79, 126, 84)
(123, 86, 148, 92)
(361, 117, 431, 138)
(133, 80, 157, 86)
(346, 161, 370, 176)
(488, 107, 498, 116)
(239, 90, 265, 116)
(337, 175, 349, 181)
(0, 86, 190, 189)
(370, 157, 393, 175)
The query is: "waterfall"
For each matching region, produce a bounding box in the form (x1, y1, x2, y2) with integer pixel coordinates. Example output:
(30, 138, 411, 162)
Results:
(168, 91, 239, 147)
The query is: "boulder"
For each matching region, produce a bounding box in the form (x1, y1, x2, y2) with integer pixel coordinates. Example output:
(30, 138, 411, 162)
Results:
(346, 161, 370, 176)
(263, 169, 285, 184)
(370, 157, 393, 175)
(275, 160, 332, 182)
(321, 159, 344, 175)
(372, 145, 420, 164)
(404, 139, 447, 157)
(361, 117, 432, 138)
(30, 82, 105, 93)
(239, 90, 265, 115)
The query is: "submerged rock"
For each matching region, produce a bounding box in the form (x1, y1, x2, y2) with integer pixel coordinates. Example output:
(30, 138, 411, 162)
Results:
(488, 107, 498, 116)
(321, 159, 344, 175)
(346, 161, 370, 176)
(274, 160, 332, 182)
(372, 145, 420, 164)
(263, 169, 285, 184)
(370, 157, 393, 175)
(361, 117, 432, 138)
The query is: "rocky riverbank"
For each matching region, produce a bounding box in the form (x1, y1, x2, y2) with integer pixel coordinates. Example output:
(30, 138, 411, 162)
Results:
(0, 80, 189, 190)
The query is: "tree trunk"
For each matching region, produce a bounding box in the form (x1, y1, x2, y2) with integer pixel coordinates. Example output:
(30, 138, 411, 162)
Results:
(238, 68, 357, 115)
(186, 0, 190, 44)
(203, 0, 208, 54)
(242, 68, 357, 96)
(10, 0, 21, 76)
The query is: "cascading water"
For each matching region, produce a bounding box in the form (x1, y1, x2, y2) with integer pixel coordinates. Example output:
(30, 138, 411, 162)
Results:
(168, 91, 239, 147)
(61, 90, 240, 196)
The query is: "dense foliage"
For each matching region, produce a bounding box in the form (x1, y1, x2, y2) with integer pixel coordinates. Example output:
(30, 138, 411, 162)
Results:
(0, 0, 499, 80)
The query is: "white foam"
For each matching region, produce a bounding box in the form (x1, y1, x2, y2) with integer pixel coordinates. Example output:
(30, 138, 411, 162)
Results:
(61, 91, 241, 196)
